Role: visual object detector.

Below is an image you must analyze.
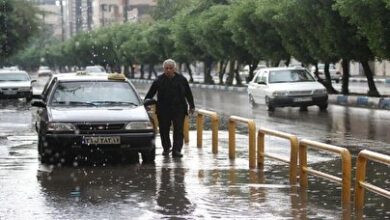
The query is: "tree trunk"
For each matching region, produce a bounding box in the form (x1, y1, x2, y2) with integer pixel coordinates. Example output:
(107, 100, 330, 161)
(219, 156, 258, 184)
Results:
(218, 60, 226, 85)
(140, 64, 145, 79)
(225, 60, 235, 86)
(361, 61, 380, 97)
(321, 62, 338, 94)
(341, 59, 350, 95)
(124, 64, 130, 77)
(248, 60, 259, 82)
(130, 64, 135, 79)
(234, 60, 242, 86)
(203, 59, 214, 84)
(185, 63, 194, 83)
(147, 64, 157, 79)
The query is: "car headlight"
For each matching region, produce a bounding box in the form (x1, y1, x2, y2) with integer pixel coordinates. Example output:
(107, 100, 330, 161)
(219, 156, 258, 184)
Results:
(313, 89, 327, 95)
(125, 121, 153, 130)
(272, 91, 288, 97)
(47, 122, 77, 131)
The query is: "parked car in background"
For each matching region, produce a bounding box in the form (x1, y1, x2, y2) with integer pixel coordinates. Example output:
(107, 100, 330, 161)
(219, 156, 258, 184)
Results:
(37, 66, 53, 77)
(0, 70, 35, 101)
(85, 65, 107, 75)
(32, 72, 156, 164)
(311, 63, 341, 83)
(1, 66, 20, 71)
(247, 67, 328, 111)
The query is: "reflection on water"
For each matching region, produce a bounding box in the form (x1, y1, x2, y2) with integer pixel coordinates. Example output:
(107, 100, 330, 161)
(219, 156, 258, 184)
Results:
(157, 166, 194, 217)
(37, 164, 159, 219)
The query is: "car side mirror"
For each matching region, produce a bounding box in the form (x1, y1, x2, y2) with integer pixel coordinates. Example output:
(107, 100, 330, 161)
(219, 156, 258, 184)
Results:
(257, 81, 266, 85)
(31, 79, 37, 83)
(31, 100, 46, 108)
(143, 98, 157, 107)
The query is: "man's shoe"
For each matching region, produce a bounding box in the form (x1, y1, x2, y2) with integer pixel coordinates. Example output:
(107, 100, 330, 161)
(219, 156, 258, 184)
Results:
(162, 150, 171, 156)
(172, 151, 183, 158)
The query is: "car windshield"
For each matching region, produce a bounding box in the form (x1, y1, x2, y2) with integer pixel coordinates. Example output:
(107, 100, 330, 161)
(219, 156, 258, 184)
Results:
(0, 73, 30, 81)
(268, 69, 315, 83)
(50, 81, 140, 106)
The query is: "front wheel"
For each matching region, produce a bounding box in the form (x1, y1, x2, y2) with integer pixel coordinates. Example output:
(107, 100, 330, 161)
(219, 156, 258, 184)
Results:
(141, 148, 156, 163)
(265, 96, 275, 112)
(38, 136, 52, 164)
(318, 103, 328, 111)
(26, 94, 33, 102)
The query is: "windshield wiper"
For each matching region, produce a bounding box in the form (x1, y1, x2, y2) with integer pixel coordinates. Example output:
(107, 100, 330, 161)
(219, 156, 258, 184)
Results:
(91, 101, 139, 106)
(52, 101, 96, 106)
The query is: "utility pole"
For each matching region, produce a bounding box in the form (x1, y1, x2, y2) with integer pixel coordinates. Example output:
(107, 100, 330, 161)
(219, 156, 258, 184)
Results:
(60, 0, 65, 41)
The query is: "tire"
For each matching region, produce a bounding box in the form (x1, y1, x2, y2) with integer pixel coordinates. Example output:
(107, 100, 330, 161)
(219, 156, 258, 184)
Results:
(121, 152, 139, 164)
(38, 136, 51, 164)
(267, 105, 275, 112)
(248, 94, 257, 108)
(265, 96, 275, 112)
(141, 148, 156, 163)
(26, 94, 33, 102)
(299, 106, 308, 112)
(318, 103, 328, 111)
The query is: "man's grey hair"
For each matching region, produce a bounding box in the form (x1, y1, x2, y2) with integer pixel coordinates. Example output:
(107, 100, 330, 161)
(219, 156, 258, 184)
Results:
(163, 59, 176, 68)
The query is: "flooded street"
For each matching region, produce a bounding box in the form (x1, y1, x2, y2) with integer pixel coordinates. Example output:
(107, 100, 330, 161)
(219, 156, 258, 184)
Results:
(0, 78, 389, 219)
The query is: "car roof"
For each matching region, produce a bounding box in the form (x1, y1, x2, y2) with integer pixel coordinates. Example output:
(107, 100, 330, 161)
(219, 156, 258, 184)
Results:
(52, 72, 128, 82)
(261, 66, 307, 72)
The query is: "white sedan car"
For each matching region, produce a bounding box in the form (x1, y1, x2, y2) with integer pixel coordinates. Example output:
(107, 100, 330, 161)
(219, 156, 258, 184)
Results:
(247, 67, 328, 111)
(0, 70, 35, 101)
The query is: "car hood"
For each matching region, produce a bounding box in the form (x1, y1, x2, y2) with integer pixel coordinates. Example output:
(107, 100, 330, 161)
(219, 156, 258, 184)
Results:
(268, 81, 325, 91)
(0, 81, 31, 88)
(48, 106, 150, 122)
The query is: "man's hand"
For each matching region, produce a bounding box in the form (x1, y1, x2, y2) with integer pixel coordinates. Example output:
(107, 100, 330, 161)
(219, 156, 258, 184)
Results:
(189, 107, 195, 115)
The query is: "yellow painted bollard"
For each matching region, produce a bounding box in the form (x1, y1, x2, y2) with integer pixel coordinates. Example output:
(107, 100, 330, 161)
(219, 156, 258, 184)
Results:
(228, 119, 236, 160)
(196, 114, 204, 148)
(211, 116, 219, 154)
(183, 115, 190, 144)
(355, 150, 390, 210)
(196, 109, 219, 154)
(228, 116, 256, 169)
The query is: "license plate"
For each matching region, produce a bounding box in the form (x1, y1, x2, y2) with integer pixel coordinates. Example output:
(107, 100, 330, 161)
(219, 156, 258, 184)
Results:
(83, 136, 121, 145)
(293, 97, 312, 102)
(3, 90, 17, 95)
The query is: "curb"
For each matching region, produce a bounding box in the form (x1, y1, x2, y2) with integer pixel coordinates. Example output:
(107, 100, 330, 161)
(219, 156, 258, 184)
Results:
(328, 95, 390, 110)
(349, 78, 390, 84)
(130, 79, 390, 110)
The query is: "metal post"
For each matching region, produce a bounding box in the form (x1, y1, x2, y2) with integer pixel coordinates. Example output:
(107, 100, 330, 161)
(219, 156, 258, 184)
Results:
(60, 0, 65, 41)
(196, 114, 203, 148)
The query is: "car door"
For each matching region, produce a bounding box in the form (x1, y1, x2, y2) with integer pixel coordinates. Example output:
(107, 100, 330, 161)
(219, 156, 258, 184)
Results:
(248, 71, 267, 104)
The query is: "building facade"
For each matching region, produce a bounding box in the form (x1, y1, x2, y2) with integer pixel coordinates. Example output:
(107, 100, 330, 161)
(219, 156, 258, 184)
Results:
(34, 0, 156, 39)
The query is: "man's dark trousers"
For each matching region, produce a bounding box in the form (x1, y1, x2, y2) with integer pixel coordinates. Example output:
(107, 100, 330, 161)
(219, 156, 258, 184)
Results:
(157, 111, 186, 153)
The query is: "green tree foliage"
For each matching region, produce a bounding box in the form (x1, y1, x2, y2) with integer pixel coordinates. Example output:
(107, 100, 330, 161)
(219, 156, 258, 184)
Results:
(152, 0, 193, 20)
(0, 0, 40, 62)
(335, 0, 390, 59)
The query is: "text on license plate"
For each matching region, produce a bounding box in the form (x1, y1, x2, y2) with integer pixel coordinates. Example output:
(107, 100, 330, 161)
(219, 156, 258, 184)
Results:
(293, 97, 312, 102)
(83, 136, 121, 145)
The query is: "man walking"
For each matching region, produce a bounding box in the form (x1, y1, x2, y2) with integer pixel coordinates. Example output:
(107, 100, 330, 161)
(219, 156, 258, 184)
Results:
(145, 59, 195, 158)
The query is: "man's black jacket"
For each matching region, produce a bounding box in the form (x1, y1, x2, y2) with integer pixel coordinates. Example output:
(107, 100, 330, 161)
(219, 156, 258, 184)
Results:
(145, 73, 195, 115)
